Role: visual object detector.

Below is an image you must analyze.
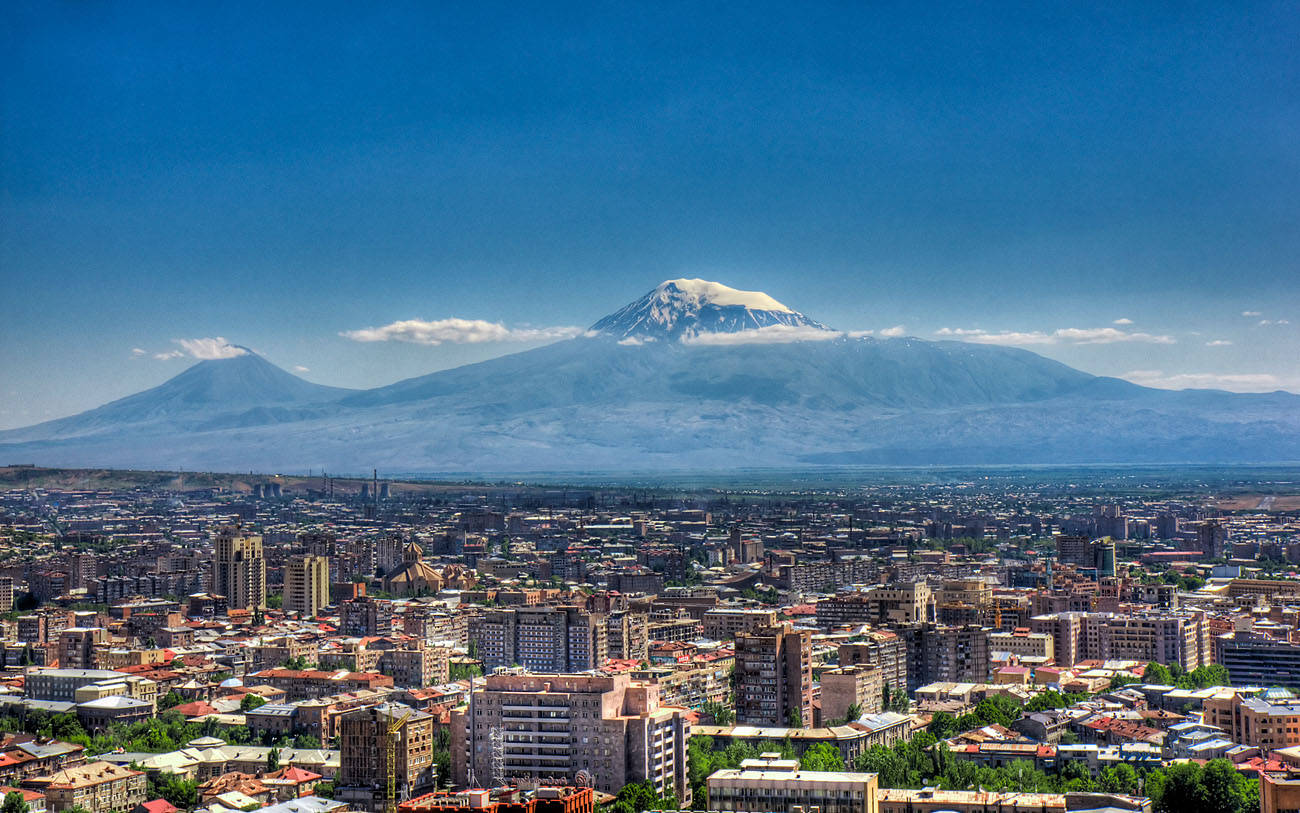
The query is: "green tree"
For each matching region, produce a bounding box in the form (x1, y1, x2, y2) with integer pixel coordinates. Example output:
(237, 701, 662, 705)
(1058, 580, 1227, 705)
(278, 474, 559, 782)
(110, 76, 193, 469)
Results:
(799, 743, 845, 772)
(158, 691, 185, 711)
(1144, 662, 1174, 685)
(2, 791, 30, 813)
(787, 708, 803, 728)
(701, 700, 734, 726)
(240, 694, 267, 712)
(267, 747, 281, 773)
(1099, 763, 1140, 795)
(927, 712, 959, 740)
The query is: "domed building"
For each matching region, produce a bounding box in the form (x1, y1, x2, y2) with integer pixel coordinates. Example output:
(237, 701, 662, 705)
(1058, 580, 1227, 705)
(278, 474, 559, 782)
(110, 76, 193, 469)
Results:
(382, 543, 476, 596)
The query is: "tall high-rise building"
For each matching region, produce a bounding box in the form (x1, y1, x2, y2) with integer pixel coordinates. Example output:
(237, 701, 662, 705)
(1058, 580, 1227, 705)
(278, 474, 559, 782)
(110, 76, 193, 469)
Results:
(336, 702, 436, 812)
(285, 554, 330, 617)
(468, 606, 608, 672)
(212, 526, 267, 611)
(734, 622, 813, 728)
(1198, 521, 1228, 559)
(451, 672, 691, 804)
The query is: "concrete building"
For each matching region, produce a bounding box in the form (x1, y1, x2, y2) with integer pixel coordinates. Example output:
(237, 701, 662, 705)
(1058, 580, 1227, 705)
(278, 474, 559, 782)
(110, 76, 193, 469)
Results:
(1029, 612, 1207, 671)
(817, 583, 932, 628)
(451, 672, 691, 805)
(735, 622, 813, 728)
(25, 668, 156, 706)
(24, 761, 146, 813)
(702, 608, 779, 640)
(820, 665, 884, 721)
(896, 624, 991, 690)
(468, 607, 607, 673)
(989, 630, 1055, 661)
(1202, 692, 1300, 751)
(605, 610, 649, 661)
(1215, 629, 1300, 687)
(839, 632, 907, 694)
(340, 596, 395, 637)
(336, 702, 436, 812)
(707, 753, 879, 813)
(213, 526, 267, 611)
(285, 555, 331, 618)
(58, 628, 108, 670)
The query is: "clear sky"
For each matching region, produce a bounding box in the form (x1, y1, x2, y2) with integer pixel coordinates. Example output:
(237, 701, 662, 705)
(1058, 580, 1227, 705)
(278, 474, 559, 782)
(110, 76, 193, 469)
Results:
(2, 1, 1297, 429)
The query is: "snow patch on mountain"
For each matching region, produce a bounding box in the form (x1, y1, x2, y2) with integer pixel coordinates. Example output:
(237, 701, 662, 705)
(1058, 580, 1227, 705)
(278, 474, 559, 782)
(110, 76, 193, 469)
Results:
(590, 279, 828, 340)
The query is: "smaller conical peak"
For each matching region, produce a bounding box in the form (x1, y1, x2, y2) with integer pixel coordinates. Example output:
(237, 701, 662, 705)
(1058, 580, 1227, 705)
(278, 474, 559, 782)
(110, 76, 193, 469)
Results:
(589, 278, 828, 340)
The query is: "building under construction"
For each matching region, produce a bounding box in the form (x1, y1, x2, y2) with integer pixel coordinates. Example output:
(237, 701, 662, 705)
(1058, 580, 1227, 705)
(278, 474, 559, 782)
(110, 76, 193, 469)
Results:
(336, 702, 437, 812)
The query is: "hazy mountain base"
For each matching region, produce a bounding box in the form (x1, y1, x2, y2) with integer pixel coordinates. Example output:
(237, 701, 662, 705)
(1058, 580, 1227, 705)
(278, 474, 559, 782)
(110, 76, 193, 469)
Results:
(2, 336, 1298, 473)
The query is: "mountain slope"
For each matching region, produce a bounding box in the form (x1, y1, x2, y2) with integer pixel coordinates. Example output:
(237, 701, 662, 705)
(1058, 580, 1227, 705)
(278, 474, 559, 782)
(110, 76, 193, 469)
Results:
(0, 352, 355, 443)
(2, 280, 1298, 471)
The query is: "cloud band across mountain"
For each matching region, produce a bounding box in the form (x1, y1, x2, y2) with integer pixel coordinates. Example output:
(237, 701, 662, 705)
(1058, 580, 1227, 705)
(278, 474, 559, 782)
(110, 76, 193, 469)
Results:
(935, 327, 1175, 346)
(341, 318, 584, 346)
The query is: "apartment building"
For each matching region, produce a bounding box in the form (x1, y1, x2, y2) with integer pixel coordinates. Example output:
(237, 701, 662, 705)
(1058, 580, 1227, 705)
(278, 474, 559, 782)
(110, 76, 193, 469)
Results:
(989, 630, 1055, 661)
(895, 624, 991, 690)
(340, 596, 395, 637)
(285, 555, 331, 617)
(451, 672, 691, 805)
(24, 761, 146, 813)
(336, 702, 436, 812)
(820, 665, 884, 721)
(1202, 693, 1300, 751)
(605, 610, 649, 661)
(1029, 612, 1207, 671)
(58, 628, 108, 670)
(24, 668, 156, 706)
(248, 669, 395, 701)
(838, 631, 907, 694)
(702, 608, 779, 640)
(1215, 630, 1300, 687)
(707, 754, 879, 813)
(468, 607, 607, 672)
(735, 622, 813, 728)
(213, 526, 267, 611)
(817, 583, 932, 628)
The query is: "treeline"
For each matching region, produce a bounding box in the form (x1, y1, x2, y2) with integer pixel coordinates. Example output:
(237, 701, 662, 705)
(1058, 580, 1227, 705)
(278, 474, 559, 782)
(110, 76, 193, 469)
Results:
(0, 709, 321, 756)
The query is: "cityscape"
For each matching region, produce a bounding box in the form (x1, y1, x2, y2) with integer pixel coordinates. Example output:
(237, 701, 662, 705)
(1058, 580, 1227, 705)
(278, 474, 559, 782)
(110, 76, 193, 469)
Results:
(0, 466, 1296, 813)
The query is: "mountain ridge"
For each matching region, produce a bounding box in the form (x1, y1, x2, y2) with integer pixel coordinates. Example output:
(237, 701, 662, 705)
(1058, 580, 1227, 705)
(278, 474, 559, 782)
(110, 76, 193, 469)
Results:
(2, 279, 1298, 470)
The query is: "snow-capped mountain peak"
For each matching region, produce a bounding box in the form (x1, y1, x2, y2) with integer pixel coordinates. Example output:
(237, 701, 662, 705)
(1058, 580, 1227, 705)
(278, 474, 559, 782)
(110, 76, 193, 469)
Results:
(589, 278, 829, 340)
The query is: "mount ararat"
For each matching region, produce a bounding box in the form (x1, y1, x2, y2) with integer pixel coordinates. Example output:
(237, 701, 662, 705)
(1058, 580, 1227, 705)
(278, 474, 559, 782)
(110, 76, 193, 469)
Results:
(4, 280, 1298, 472)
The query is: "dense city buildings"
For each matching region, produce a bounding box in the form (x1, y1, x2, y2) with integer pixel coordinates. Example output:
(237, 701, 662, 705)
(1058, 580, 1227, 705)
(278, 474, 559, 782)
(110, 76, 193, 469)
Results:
(2, 466, 1300, 813)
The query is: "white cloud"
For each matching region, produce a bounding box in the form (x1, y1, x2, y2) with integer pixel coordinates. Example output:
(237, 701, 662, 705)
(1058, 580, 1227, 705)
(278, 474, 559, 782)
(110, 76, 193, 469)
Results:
(1123, 369, 1299, 393)
(293, 365, 310, 372)
(1242, 311, 1262, 317)
(1205, 340, 1233, 347)
(879, 325, 906, 338)
(175, 337, 249, 359)
(341, 318, 584, 346)
(130, 348, 148, 357)
(681, 324, 843, 346)
(153, 350, 184, 360)
(844, 330, 874, 338)
(935, 326, 1175, 346)
(1112, 318, 1134, 325)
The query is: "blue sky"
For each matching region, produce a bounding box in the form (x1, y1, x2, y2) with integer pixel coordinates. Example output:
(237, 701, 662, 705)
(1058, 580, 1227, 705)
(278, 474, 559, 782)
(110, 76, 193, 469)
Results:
(2, 1, 1297, 428)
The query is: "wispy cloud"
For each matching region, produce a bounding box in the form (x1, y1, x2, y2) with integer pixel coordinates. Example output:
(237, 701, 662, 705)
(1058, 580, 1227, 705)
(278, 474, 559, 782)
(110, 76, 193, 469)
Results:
(681, 324, 843, 346)
(935, 326, 1175, 346)
(293, 365, 310, 372)
(1242, 311, 1262, 317)
(137, 337, 250, 361)
(879, 325, 906, 338)
(1205, 339, 1233, 347)
(1113, 318, 1134, 325)
(175, 337, 249, 359)
(341, 318, 584, 346)
(1259, 319, 1292, 326)
(1123, 369, 1298, 393)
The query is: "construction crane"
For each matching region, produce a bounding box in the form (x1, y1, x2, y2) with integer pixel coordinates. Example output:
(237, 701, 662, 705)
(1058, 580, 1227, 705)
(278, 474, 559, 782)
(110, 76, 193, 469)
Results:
(384, 707, 412, 813)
